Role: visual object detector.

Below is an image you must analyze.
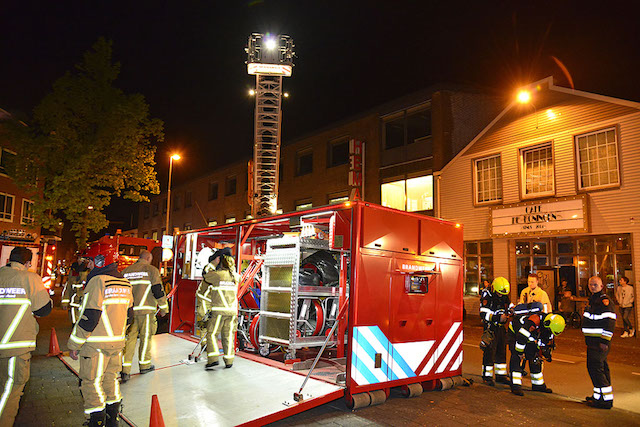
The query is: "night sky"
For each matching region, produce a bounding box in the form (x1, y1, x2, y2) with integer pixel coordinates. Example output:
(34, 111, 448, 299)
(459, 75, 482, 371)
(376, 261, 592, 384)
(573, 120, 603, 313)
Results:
(2, 1, 639, 231)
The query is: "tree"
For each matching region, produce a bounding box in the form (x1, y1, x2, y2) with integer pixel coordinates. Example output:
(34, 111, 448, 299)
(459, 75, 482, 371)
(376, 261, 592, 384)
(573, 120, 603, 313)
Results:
(5, 38, 162, 248)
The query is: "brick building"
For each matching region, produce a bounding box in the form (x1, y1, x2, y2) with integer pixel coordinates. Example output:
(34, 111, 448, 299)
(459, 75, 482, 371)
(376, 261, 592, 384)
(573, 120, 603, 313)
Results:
(137, 85, 500, 239)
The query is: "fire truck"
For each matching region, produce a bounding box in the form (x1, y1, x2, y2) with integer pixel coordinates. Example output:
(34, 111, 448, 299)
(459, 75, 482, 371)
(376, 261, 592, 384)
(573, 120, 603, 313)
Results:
(62, 201, 464, 425)
(84, 233, 162, 271)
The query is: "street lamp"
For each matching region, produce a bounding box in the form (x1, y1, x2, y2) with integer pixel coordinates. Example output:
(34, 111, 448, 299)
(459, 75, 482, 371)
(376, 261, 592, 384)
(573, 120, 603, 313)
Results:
(165, 153, 181, 236)
(516, 89, 538, 129)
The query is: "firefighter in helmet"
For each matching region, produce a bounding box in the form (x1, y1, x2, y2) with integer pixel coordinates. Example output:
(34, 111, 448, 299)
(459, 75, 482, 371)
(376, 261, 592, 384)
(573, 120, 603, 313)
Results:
(509, 305, 565, 396)
(479, 277, 512, 386)
(121, 250, 169, 382)
(0, 247, 52, 426)
(196, 248, 239, 370)
(67, 244, 133, 427)
(61, 256, 89, 325)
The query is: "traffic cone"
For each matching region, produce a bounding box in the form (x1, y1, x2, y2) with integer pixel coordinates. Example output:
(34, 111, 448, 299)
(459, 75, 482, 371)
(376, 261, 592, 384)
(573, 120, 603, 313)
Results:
(149, 394, 165, 427)
(46, 327, 62, 357)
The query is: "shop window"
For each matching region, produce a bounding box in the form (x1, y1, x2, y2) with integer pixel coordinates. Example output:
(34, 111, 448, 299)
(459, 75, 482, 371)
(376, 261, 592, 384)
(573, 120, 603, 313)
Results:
(208, 182, 219, 200)
(521, 143, 554, 197)
(328, 138, 349, 168)
(381, 175, 433, 212)
(575, 128, 620, 190)
(475, 155, 502, 203)
(295, 199, 313, 211)
(0, 193, 15, 222)
(515, 240, 549, 292)
(464, 241, 493, 295)
(21, 199, 34, 225)
(225, 176, 237, 196)
(296, 149, 313, 176)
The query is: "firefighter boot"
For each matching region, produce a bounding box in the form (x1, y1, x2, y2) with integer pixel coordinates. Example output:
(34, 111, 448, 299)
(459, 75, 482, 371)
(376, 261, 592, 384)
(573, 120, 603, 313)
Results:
(482, 377, 495, 386)
(495, 375, 510, 385)
(532, 384, 553, 393)
(106, 402, 120, 427)
(120, 372, 130, 383)
(87, 410, 107, 427)
(587, 399, 613, 409)
(139, 365, 155, 374)
(510, 385, 524, 396)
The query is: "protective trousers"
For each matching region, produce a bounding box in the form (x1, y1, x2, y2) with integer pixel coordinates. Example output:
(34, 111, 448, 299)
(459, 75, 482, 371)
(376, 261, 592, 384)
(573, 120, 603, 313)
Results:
(0, 353, 30, 427)
(205, 314, 237, 365)
(69, 305, 81, 326)
(482, 326, 507, 379)
(587, 346, 613, 403)
(79, 347, 122, 415)
(508, 333, 545, 389)
(122, 314, 157, 374)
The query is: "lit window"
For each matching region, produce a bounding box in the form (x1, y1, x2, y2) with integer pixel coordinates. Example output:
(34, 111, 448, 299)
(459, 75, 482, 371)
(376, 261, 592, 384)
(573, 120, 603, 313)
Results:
(575, 128, 620, 189)
(521, 143, 554, 197)
(152, 230, 158, 240)
(0, 193, 15, 222)
(225, 216, 236, 224)
(329, 195, 349, 205)
(183, 223, 192, 231)
(208, 219, 218, 227)
(475, 155, 502, 203)
(21, 199, 35, 225)
(381, 175, 433, 212)
(295, 200, 313, 211)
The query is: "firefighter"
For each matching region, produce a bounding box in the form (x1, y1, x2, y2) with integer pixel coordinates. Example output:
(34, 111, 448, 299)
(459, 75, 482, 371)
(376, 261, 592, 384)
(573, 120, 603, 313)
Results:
(67, 245, 133, 427)
(196, 248, 239, 370)
(508, 304, 565, 396)
(479, 277, 511, 386)
(121, 250, 169, 382)
(61, 257, 88, 325)
(582, 276, 616, 409)
(0, 247, 52, 426)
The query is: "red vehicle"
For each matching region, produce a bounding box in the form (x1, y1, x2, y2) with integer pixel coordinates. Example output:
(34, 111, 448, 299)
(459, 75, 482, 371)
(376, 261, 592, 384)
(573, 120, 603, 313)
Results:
(84, 233, 162, 271)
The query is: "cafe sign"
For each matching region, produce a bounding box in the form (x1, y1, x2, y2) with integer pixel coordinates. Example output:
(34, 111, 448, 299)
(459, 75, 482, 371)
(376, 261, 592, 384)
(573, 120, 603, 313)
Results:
(491, 194, 588, 237)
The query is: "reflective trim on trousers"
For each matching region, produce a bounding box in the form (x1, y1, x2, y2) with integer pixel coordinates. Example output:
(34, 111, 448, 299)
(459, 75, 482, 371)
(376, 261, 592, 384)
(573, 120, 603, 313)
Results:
(482, 365, 494, 377)
(530, 372, 544, 385)
(140, 314, 151, 365)
(511, 371, 522, 385)
(85, 351, 106, 415)
(494, 363, 508, 375)
(0, 356, 16, 417)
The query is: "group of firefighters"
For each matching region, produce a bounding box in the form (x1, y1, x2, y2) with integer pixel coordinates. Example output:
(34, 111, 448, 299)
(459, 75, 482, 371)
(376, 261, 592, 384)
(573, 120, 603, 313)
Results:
(480, 273, 616, 409)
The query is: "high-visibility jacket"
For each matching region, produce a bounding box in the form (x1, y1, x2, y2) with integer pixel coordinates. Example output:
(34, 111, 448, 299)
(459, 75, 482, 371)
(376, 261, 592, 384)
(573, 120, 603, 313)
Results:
(196, 265, 239, 317)
(0, 262, 52, 357)
(122, 259, 168, 315)
(67, 266, 133, 351)
(61, 273, 84, 307)
(479, 288, 511, 327)
(519, 287, 551, 313)
(582, 290, 616, 346)
(509, 308, 554, 353)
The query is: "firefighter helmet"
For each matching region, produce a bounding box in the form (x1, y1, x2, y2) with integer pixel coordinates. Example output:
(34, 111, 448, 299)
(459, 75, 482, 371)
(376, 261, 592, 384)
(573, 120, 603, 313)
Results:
(85, 243, 118, 268)
(492, 277, 510, 295)
(544, 313, 565, 335)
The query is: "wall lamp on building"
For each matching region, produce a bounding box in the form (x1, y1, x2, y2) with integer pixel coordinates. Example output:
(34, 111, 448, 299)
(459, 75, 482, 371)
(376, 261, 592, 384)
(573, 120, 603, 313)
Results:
(516, 89, 538, 129)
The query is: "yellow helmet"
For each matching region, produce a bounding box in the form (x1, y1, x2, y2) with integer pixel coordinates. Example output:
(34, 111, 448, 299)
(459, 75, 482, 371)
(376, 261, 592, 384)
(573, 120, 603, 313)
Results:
(544, 313, 565, 335)
(492, 277, 510, 295)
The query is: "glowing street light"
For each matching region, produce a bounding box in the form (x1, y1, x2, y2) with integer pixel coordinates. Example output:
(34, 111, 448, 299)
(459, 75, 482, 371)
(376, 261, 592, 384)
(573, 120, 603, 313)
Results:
(171, 154, 181, 161)
(249, 89, 256, 96)
(517, 90, 531, 104)
(166, 153, 181, 235)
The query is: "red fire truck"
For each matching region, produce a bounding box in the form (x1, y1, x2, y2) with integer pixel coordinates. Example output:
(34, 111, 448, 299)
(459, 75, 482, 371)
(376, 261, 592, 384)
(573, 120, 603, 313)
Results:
(84, 233, 162, 271)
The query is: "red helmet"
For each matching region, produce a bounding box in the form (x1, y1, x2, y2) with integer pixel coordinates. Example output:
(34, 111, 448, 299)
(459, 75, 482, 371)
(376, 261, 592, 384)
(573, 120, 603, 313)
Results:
(85, 242, 118, 268)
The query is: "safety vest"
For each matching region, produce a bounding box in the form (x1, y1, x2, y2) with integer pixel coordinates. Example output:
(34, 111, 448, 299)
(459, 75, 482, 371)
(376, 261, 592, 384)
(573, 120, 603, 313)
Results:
(196, 266, 238, 317)
(0, 262, 52, 357)
(122, 259, 168, 315)
(68, 274, 133, 351)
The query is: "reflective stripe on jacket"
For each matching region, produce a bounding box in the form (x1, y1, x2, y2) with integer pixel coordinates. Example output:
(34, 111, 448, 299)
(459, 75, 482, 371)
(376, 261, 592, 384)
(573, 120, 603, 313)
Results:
(0, 262, 52, 357)
(68, 274, 133, 351)
(122, 259, 168, 315)
(582, 290, 616, 345)
(196, 265, 238, 317)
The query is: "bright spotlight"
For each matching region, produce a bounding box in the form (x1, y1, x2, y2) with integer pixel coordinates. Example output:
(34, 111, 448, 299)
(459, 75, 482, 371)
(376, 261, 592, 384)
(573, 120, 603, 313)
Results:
(265, 38, 277, 50)
(283, 92, 289, 98)
(249, 89, 256, 96)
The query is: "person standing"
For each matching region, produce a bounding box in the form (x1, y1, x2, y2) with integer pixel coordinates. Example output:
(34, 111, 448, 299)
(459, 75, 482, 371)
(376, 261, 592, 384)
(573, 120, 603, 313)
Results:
(615, 276, 634, 338)
(0, 247, 52, 426)
(519, 273, 552, 314)
(121, 250, 169, 381)
(479, 277, 511, 386)
(583, 276, 616, 409)
(68, 247, 133, 427)
(61, 258, 88, 325)
(196, 248, 239, 370)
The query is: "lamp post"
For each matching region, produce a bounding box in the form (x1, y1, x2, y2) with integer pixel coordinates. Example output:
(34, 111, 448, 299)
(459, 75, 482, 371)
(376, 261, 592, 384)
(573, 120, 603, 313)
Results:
(165, 154, 181, 235)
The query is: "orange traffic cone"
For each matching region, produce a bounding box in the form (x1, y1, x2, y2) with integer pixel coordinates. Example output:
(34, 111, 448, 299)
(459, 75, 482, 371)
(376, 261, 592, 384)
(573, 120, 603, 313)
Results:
(46, 327, 62, 357)
(149, 394, 165, 427)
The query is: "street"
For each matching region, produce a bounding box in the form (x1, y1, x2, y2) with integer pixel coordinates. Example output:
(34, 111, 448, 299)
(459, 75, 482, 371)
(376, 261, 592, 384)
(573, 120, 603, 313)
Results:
(14, 288, 640, 426)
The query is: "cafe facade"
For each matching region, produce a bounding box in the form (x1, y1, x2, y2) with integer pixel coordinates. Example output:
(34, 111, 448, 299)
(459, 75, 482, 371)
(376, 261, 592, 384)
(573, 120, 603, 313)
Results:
(435, 77, 640, 330)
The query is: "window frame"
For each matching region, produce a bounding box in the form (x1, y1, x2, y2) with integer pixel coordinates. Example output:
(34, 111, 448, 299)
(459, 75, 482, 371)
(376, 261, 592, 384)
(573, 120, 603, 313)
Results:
(295, 148, 314, 176)
(473, 154, 503, 206)
(327, 137, 350, 168)
(0, 148, 17, 177)
(225, 175, 237, 197)
(21, 198, 34, 226)
(574, 126, 621, 192)
(295, 198, 313, 211)
(0, 192, 15, 222)
(380, 174, 434, 213)
(208, 182, 219, 201)
(519, 141, 556, 200)
(382, 106, 432, 150)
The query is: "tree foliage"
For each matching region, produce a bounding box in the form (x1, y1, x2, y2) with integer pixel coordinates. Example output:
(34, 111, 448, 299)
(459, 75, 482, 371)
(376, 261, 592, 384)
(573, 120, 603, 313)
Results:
(5, 38, 162, 248)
